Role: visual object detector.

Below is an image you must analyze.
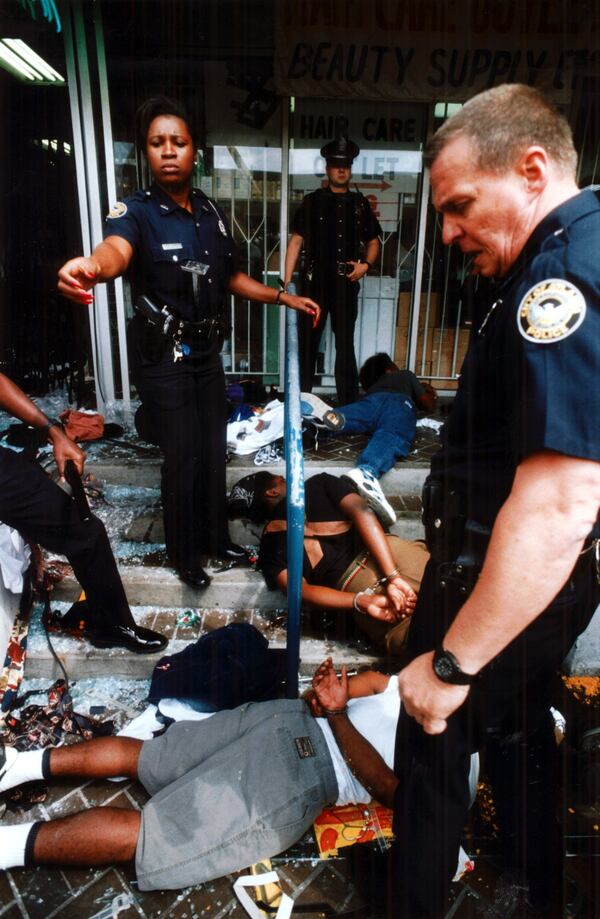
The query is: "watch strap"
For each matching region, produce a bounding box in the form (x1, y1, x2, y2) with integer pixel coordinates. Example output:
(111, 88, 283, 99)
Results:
(432, 646, 475, 686)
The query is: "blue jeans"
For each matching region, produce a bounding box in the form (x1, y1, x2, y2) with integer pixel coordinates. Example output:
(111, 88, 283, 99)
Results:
(337, 392, 417, 477)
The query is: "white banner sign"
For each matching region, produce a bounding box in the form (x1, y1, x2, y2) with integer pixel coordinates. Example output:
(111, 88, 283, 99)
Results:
(275, 0, 600, 101)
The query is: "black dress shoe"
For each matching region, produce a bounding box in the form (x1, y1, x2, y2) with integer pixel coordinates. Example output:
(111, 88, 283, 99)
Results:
(178, 567, 212, 589)
(87, 624, 168, 654)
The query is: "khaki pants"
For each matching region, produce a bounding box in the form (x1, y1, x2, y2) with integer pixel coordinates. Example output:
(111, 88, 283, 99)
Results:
(336, 536, 429, 655)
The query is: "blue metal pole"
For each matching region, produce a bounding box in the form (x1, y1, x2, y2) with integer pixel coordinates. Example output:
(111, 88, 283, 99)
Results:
(283, 282, 305, 698)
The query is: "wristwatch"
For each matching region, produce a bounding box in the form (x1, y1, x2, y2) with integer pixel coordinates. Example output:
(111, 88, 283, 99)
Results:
(41, 417, 64, 438)
(432, 647, 476, 685)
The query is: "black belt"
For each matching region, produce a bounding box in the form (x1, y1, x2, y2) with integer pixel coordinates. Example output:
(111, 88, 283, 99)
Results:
(176, 317, 226, 343)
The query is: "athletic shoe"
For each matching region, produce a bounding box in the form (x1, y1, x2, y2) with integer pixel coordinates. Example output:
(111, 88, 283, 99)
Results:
(299, 392, 339, 423)
(0, 743, 19, 794)
(343, 467, 396, 527)
(322, 409, 345, 431)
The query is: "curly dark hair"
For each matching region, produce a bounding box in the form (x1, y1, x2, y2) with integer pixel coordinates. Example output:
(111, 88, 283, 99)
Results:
(135, 95, 197, 151)
(358, 352, 396, 392)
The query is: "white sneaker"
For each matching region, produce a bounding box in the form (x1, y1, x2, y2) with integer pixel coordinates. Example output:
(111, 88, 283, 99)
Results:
(0, 743, 19, 794)
(343, 467, 396, 527)
(300, 393, 332, 421)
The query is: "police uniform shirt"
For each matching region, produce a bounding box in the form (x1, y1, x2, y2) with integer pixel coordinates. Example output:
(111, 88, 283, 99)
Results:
(104, 184, 237, 324)
(292, 187, 381, 272)
(432, 188, 600, 527)
(258, 473, 361, 589)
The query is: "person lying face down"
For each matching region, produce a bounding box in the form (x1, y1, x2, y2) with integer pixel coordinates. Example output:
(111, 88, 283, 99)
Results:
(0, 659, 478, 889)
(229, 471, 430, 656)
(302, 353, 437, 528)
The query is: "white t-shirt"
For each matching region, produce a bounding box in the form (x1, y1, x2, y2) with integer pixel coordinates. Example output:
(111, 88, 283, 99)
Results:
(316, 675, 400, 805)
(316, 675, 479, 807)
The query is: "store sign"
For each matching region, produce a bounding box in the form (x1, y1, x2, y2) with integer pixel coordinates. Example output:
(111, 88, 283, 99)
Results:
(15, 0, 61, 33)
(275, 0, 600, 101)
(291, 100, 423, 232)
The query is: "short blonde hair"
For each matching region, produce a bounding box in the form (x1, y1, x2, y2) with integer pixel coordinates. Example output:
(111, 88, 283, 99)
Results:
(424, 84, 577, 177)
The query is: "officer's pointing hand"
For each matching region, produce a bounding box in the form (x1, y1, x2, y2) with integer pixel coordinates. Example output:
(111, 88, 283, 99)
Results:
(57, 257, 100, 305)
(280, 293, 321, 329)
(398, 652, 470, 735)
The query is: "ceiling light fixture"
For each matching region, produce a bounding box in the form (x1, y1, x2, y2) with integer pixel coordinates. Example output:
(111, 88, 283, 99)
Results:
(0, 38, 64, 82)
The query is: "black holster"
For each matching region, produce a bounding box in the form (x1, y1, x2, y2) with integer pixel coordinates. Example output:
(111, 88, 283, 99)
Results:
(422, 478, 466, 564)
(135, 296, 175, 362)
(422, 478, 491, 593)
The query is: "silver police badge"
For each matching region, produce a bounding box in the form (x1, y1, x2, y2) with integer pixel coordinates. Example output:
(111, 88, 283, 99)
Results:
(107, 201, 128, 219)
(517, 279, 586, 343)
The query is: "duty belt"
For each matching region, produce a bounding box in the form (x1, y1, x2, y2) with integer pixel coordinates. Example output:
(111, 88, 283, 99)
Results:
(176, 317, 226, 342)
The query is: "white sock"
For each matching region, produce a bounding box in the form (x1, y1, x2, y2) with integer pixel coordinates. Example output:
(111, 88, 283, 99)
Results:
(0, 821, 37, 869)
(0, 747, 46, 794)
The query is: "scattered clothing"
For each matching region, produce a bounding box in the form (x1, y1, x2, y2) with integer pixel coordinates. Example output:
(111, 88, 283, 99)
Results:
(227, 400, 284, 456)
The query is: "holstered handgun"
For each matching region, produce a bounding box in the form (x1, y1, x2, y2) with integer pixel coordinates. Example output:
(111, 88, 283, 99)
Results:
(134, 295, 176, 362)
(422, 477, 466, 564)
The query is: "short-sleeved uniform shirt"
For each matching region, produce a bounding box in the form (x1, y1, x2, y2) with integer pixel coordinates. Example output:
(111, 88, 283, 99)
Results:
(258, 473, 361, 589)
(366, 369, 426, 404)
(104, 185, 237, 328)
(292, 187, 381, 274)
(431, 188, 600, 528)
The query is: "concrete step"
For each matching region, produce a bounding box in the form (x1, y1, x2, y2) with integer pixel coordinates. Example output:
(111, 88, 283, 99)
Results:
(87, 456, 429, 497)
(54, 562, 282, 610)
(25, 604, 383, 681)
(123, 510, 425, 549)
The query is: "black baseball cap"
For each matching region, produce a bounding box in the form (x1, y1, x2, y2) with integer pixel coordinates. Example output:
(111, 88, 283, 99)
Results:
(228, 472, 275, 523)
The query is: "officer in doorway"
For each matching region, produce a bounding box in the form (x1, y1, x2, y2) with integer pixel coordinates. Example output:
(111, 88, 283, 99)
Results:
(284, 134, 382, 404)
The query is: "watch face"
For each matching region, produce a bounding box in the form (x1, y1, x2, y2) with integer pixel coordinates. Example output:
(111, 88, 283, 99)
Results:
(435, 654, 455, 681)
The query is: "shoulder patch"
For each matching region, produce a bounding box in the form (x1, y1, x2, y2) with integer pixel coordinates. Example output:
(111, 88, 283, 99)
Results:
(517, 279, 586, 344)
(107, 201, 128, 219)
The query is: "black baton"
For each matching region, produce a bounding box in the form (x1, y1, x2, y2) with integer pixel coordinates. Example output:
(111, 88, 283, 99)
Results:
(64, 460, 91, 521)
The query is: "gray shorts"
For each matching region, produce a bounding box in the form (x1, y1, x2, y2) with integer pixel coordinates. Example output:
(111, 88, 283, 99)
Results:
(135, 699, 338, 890)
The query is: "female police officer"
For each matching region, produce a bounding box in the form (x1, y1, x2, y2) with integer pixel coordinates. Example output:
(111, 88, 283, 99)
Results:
(58, 96, 319, 589)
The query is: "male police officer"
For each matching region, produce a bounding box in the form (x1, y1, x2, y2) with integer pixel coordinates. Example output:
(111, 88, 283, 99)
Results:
(284, 135, 381, 404)
(393, 84, 600, 916)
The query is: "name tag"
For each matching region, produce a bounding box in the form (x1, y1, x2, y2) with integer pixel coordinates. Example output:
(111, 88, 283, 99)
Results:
(162, 242, 183, 251)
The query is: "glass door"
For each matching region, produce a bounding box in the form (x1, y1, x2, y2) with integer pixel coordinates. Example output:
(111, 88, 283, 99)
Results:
(287, 98, 427, 390)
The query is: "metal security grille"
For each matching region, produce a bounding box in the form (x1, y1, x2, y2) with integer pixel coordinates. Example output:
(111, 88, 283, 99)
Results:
(203, 149, 282, 383)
